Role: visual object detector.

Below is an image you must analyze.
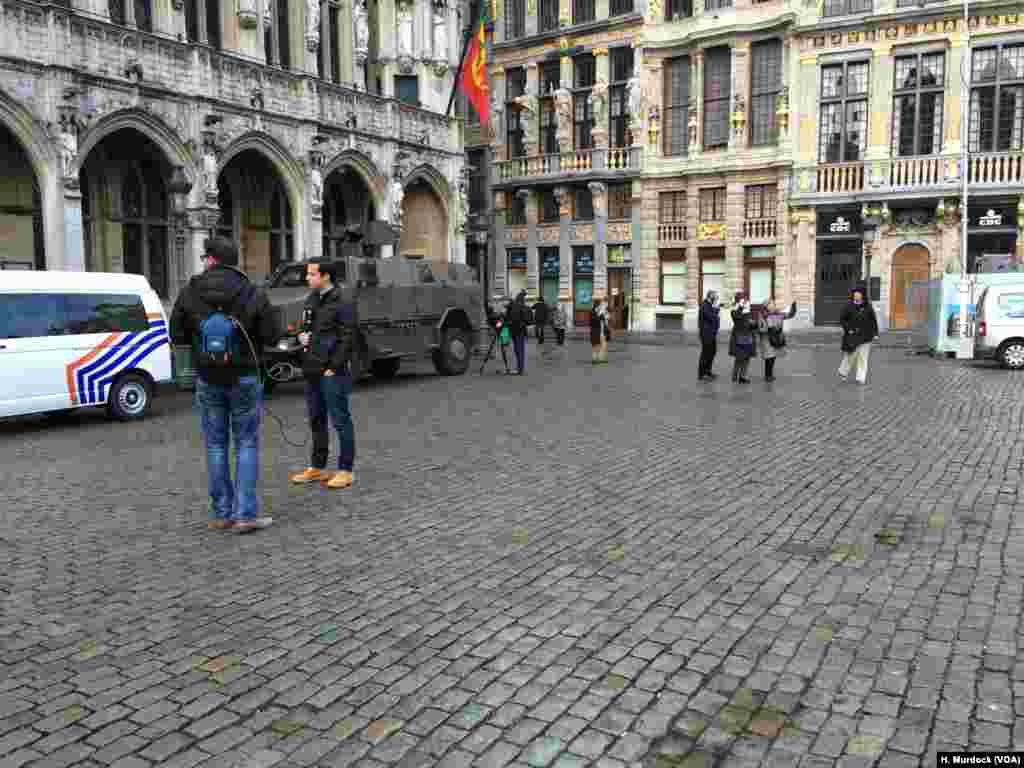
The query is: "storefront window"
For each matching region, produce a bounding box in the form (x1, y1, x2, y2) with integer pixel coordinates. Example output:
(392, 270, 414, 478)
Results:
(660, 251, 686, 305)
(746, 245, 776, 305)
(700, 252, 725, 301)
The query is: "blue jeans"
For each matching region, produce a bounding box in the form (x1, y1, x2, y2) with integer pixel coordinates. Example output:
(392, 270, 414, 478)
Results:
(195, 375, 263, 522)
(512, 334, 526, 372)
(305, 373, 355, 471)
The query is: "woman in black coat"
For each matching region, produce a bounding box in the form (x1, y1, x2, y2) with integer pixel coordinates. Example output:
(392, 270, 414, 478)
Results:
(728, 292, 756, 383)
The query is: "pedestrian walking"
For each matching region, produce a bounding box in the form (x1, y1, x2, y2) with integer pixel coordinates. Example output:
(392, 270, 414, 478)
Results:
(289, 260, 358, 489)
(505, 290, 530, 374)
(697, 290, 721, 381)
(485, 302, 512, 374)
(729, 292, 756, 383)
(591, 298, 610, 364)
(756, 300, 798, 382)
(837, 285, 878, 384)
(552, 303, 567, 345)
(169, 236, 278, 532)
(532, 300, 550, 344)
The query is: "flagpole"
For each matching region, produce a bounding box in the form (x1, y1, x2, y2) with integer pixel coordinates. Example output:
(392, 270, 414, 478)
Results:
(446, 24, 475, 119)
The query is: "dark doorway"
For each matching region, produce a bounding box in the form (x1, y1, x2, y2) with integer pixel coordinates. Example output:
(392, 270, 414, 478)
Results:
(815, 241, 862, 325)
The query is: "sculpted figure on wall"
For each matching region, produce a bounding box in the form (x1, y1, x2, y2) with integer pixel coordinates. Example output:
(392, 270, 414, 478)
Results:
(354, 0, 369, 51)
(59, 124, 78, 179)
(433, 10, 447, 62)
(305, 0, 321, 50)
(554, 88, 572, 150)
(390, 178, 405, 227)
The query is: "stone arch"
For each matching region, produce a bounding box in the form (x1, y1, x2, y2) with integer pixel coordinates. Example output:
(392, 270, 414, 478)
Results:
(0, 89, 60, 267)
(889, 241, 932, 331)
(322, 149, 387, 214)
(402, 163, 451, 215)
(76, 108, 196, 182)
(399, 164, 450, 263)
(218, 131, 305, 215)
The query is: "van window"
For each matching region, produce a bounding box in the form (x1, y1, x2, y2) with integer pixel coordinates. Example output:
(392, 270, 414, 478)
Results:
(997, 292, 1024, 318)
(64, 294, 149, 334)
(0, 294, 65, 338)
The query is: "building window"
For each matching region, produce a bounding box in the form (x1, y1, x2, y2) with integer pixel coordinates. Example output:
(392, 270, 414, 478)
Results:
(506, 0, 525, 39)
(608, 184, 631, 220)
(468, 150, 486, 214)
(750, 40, 782, 147)
(109, 0, 125, 26)
(272, 0, 290, 66)
(703, 47, 731, 151)
(574, 187, 594, 221)
(822, 0, 870, 16)
(507, 68, 527, 158)
(704, 0, 730, 10)
(665, 0, 692, 17)
(660, 191, 687, 222)
(664, 57, 690, 156)
(610, 48, 634, 148)
(819, 61, 869, 163)
(893, 53, 945, 157)
(541, 190, 560, 222)
(540, 62, 560, 154)
(134, 0, 153, 32)
(509, 191, 527, 225)
(745, 247, 776, 304)
(573, 0, 595, 24)
(659, 251, 687, 305)
(184, 0, 199, 41)
(396, 75, 419, 105)
(610, 0, 633, 16)
(700, 252, 725, 302)
(969, 43, 1024, 153)
(574, 55, 595, 150)
(744, 184, 776, 219)
(699, 187, 726, 221)
(539, 0, 559, 32)
(328, 3, 341, 82)
(206, 0, 221, 48)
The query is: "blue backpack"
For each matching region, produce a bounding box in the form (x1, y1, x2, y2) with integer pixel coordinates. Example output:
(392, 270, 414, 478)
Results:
(198, 308, 240, 368)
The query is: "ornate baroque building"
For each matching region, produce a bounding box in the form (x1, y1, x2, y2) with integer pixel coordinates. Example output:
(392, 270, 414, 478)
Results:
(0, 0, 471, 302)
(485, 0, 1024, 330)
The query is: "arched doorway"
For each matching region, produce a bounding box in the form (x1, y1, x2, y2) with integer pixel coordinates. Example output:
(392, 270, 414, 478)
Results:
(0, 124, 44, 270)
(217, 150, 294, 278)
(399, 180, 447, 263)
(80, 129, 172, 296)
(323, 167, 375, 260)
(890, 244, 930, 330)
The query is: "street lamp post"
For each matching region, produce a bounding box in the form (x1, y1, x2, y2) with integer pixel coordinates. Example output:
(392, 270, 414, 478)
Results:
(168, 165, 193, 295)
(956, 0, 972, 359)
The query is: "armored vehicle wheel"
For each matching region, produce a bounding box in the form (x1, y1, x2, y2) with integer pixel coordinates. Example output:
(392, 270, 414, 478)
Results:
(371, 358, 401, 379)
(434, 329, 470, 376)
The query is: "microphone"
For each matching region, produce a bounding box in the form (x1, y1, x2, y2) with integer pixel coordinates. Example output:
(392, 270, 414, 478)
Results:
(301, 307, 313, 351)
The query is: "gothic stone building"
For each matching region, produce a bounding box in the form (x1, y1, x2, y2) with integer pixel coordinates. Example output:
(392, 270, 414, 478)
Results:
(0, 0, 471, 302)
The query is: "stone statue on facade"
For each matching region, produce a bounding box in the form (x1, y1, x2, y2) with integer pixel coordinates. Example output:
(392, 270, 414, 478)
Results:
(587, 182, 606, 217)
(203, 149, 219, 200)
(354, 0, 369, 52)
(59, 124, 78, 179)
(588, 81, 608, 125)
(311, 166, 323, 206)
(305, 0, 321, 50)
(554, 88, 572, 149)
(455, 181, 468, 233)
(390, 178, 405, 228)
(433, 10, 447, 64)
(626, 75, 642, 124)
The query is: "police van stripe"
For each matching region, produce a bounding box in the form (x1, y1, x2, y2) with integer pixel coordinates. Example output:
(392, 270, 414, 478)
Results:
(82, 329, 167, 405)
(66, 319, 169, 406)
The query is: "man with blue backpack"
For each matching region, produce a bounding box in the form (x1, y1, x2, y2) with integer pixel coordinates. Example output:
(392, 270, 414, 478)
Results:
(170, 237, 279, 533)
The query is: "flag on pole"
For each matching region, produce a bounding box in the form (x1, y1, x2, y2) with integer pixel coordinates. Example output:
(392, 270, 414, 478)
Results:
(459, 10, 490, 126)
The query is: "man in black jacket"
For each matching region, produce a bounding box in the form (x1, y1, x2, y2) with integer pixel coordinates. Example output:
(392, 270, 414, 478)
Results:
(170, 236, 278, 533)
(838, 284, 879, 384)
(532, 299, 549, 344)
(505, 290, 531, 374)
(289, 260, 357, 489)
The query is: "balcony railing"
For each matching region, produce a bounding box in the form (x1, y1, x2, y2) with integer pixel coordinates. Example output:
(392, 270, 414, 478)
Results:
(970, 152, 1024, 186)
(890, 156, 944, 188)
(495, 147, 642, 182)
(743, 218, 778, 239)
(2, 0, 456, 150)
(658, 223, 688, 242)
(817, 162, 865, 194)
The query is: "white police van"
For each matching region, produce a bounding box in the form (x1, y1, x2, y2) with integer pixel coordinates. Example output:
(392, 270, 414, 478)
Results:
(0, 272, 173, 420)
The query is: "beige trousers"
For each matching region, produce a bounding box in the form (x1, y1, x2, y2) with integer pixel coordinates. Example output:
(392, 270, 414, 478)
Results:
(592, 336, 608, 363)
(838, 342, 871, 383)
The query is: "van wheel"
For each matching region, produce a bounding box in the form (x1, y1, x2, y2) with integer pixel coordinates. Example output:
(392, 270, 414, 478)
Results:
(434, 329, 470, 376)
(371, 358, 401, 379)
(1000, 341, 1024, 369)
(107, 373, 152, 421)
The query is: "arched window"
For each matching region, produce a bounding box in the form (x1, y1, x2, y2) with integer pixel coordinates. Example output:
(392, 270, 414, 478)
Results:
(269, 180, 292, 271)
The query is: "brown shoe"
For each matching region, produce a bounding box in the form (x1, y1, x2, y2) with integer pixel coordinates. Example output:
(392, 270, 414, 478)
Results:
(324, 470, 353, 489)
(207, 520, 232, 530)
(290, 467, 327, 484)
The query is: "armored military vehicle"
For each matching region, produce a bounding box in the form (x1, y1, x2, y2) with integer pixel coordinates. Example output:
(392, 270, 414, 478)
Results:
(262, 228, 485, 386)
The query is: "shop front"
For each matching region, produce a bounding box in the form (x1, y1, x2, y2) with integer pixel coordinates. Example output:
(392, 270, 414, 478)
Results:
(967, 202, 1018, 274)
(507, 248, 527, 297)
(540, 247, 559, 304)
(815, 209, 863, 325)
(607, 244, 632, 331)
(573, 246, 594, 327)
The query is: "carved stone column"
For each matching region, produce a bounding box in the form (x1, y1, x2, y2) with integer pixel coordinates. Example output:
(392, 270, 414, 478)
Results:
(643, 58, 664, 157)
(523, 189, 540, 299)
(591, 47, 610, 151)
(308, 149, 324, 259)
(691, 48, 704, 159)
(590, 182, 607, 301)
(730, 42, 749, 153)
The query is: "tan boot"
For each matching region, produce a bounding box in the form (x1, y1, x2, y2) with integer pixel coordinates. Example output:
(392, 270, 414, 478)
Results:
(325, 470, 353, 489)
(290, 467, 327, 484)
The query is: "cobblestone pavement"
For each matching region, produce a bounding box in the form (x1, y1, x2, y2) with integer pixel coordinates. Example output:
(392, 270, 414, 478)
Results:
(1, 342, 1023, 768)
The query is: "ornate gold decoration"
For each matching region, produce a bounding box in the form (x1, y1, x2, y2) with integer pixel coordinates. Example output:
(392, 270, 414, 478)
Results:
(698, 223, 727, 240)
(592, 47, 609, 57)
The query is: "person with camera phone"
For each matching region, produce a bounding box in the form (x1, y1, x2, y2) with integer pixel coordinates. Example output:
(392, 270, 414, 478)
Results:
(289, 260, 357, 489)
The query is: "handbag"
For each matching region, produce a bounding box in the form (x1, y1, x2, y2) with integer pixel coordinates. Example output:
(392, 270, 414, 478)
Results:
(768, 328, 786, 349)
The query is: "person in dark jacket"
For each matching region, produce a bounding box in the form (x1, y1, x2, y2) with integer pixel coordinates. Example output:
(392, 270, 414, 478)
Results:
(170, 236, 278, 532)
(289, 260, 358, 489)
(591, 298, 610, 364)
(532, 300, 550, 344)
(697, 290, 721, 381)
(837, 285, 879, 384)
(728, 291, 756, 383)
(505, 291, 530, 374)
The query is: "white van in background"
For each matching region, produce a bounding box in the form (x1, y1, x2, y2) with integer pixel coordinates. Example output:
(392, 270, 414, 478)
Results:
(974, 282, 1024, 369)
(0, 272, 173, 420)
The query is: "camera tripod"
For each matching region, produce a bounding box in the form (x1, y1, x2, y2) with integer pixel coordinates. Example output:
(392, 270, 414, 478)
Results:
(478, 322, 512, 375)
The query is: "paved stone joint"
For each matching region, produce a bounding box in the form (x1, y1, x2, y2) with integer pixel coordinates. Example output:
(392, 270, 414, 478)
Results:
(0, 344, 1022, 768)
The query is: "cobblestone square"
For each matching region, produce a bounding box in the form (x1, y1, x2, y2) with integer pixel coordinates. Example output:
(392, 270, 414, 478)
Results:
(2, 341, 1023, 767)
